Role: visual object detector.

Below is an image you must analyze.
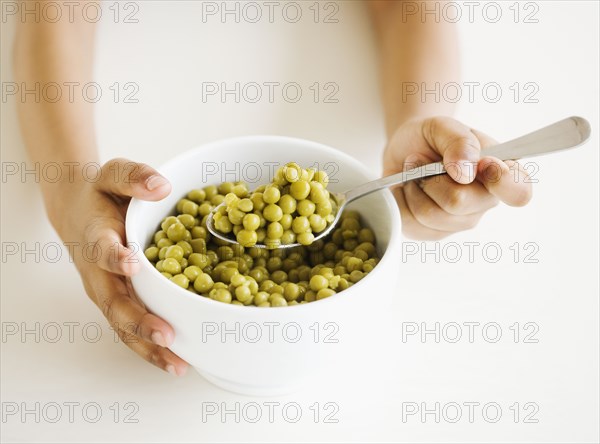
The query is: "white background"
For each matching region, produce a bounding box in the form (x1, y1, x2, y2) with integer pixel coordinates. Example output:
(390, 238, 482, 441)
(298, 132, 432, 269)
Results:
(1, 1, 598, 442)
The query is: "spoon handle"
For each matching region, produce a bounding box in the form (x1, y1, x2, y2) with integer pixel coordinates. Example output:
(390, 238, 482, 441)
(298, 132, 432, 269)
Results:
(344, 116, 591, 203)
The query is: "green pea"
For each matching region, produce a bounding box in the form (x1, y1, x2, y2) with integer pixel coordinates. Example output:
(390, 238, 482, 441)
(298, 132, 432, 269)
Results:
(354, 249, 369, 262)
(349, 270, 364, 283)
(271, 270, 287, 284)
(214, 289, 232, 303)
(263, 186, 281, 204)
(341, 217, 361, 231)
(269, 294, 288, 307)
(296, 232, 313, 246)
(161, 272, 173, 279)
(313, 170, 329, 186)
(215, 215, 233, 233)
(236, 230, 258, 247)
(281, 230, 296, 245)
(309, 214, 327, 232)
(170, 274, 189, 289)
(190, 238, 207, 254)
(191, 226, 208, 239)
(344, 239, 358, 251)
(232, 184, 248, 198)
(161, 216, 178, 232)
(188, 253, 210, 269)
(163, 258, 182, 275)
(183, 265, 202, 282)
(198, 202, 213, 217)
(144, 246, 159, 262)
(249, 267, 267, 283)
(218, 182, 235, 194)
(316, 288, 336, 300)
(296, 200, 316, 217)
(318, 267, 334, 280)
(290, 180, 310, 200)
(204, 185, 218, 199)
(154, 230, 168, 243)
(216, 245, 235, 261)
(278, 194, 297, 214)
(228, 208, 245, 225)
(155, 260, 165, 272)
(346, 257, 363, 272)
(254, 292, 270, 305)
(187, 188, 206, 203)
(263, 204, 283, 222)
(283, 162, 302, 183)
(283, 283, 300, 301)
(267, 222, 284, 239)
(237, 198, 253, 212)
(292, 216, 310, 234)
(182, 200, 199, 216)
(165, 245, 184, 262)
(176, 241, 193, 257)
(358, 228, 375, 243)
(310, 274, 329, 291)
(250, 192, 266, 211)
(243, 213, 260, 231)
(309, 182, 328, 204)
(316, 199, 333, 217)
(194, 273, 214, 293)
(167, 222, 187, 242)
(177, 214, 196, 229)
(235, 285, 252, 303)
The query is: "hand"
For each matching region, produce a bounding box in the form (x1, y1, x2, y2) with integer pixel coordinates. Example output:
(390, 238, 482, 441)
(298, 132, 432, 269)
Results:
(383, 117, 533, 240)
(47, 158, 189, 376)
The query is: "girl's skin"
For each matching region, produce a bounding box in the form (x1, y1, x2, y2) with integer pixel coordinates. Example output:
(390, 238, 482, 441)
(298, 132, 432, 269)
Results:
(13, 1, 532, 376)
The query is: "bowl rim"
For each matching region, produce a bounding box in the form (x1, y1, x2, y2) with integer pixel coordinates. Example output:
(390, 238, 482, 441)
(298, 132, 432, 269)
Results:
(125, 134, 401, 312)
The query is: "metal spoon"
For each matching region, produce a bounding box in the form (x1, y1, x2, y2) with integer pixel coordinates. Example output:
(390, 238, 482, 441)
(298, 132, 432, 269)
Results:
(207, 116, 591, 249)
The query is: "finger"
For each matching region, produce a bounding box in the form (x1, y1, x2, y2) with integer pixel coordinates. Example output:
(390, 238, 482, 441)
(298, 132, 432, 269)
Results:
(92, 272, 176, 349)
(478, 157, 533, 207)
(404, 181, 484, 232)
(422, 117, 482, 184)
(391, 187, 452, 241)
(115, 328, 188, 376)
(420, 174, 499, 216)
(98, 158, 171, 201)
(84, 219, 140, 276)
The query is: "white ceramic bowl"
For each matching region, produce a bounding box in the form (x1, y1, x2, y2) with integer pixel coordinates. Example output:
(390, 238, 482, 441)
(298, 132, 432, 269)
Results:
(125, 136, 401, 396)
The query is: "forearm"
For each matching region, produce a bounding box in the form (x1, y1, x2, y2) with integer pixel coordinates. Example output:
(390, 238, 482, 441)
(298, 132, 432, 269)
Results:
(13, 1, 98, 222)
(369, 1, 460, 137)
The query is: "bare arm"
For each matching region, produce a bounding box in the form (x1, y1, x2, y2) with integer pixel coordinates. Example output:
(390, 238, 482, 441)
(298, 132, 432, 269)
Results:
(13, 2, 187, 375)
(369, 0, 459, 136)
(14, 2, 98, 227)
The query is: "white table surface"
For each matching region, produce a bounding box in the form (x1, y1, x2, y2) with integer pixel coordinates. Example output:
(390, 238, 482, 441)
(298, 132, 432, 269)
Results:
(1, 1, 598, 442)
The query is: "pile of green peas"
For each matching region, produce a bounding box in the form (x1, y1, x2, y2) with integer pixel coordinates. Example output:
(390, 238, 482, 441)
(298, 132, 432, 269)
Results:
(212, 162, 335, 248)
(144, 180, 380, 307)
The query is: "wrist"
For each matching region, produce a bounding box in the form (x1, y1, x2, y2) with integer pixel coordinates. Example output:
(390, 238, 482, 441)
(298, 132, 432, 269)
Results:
(41, 172, 89, 237)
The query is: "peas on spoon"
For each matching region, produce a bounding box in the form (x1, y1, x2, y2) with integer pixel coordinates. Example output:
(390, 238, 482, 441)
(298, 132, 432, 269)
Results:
(207, 116, 590, 249)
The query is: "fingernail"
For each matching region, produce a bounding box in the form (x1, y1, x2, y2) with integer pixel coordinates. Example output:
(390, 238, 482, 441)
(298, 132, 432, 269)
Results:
(166, 364, 178, 376)
(460, 148, 480, 182)
(146, 175, 169, 191)
(151, 330, 167, 347)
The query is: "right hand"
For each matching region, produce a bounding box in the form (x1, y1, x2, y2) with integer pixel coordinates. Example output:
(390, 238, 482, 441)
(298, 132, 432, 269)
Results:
(47, 158, 189, 376)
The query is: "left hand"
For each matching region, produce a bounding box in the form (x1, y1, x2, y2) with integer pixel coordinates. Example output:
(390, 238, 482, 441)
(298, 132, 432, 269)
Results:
(383, 116, 533, 240)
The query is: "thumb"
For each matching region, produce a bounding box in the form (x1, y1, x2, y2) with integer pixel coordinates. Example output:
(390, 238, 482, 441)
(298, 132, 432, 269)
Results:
(97, 158, 171, 201)
(422, 117, 481, 185)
